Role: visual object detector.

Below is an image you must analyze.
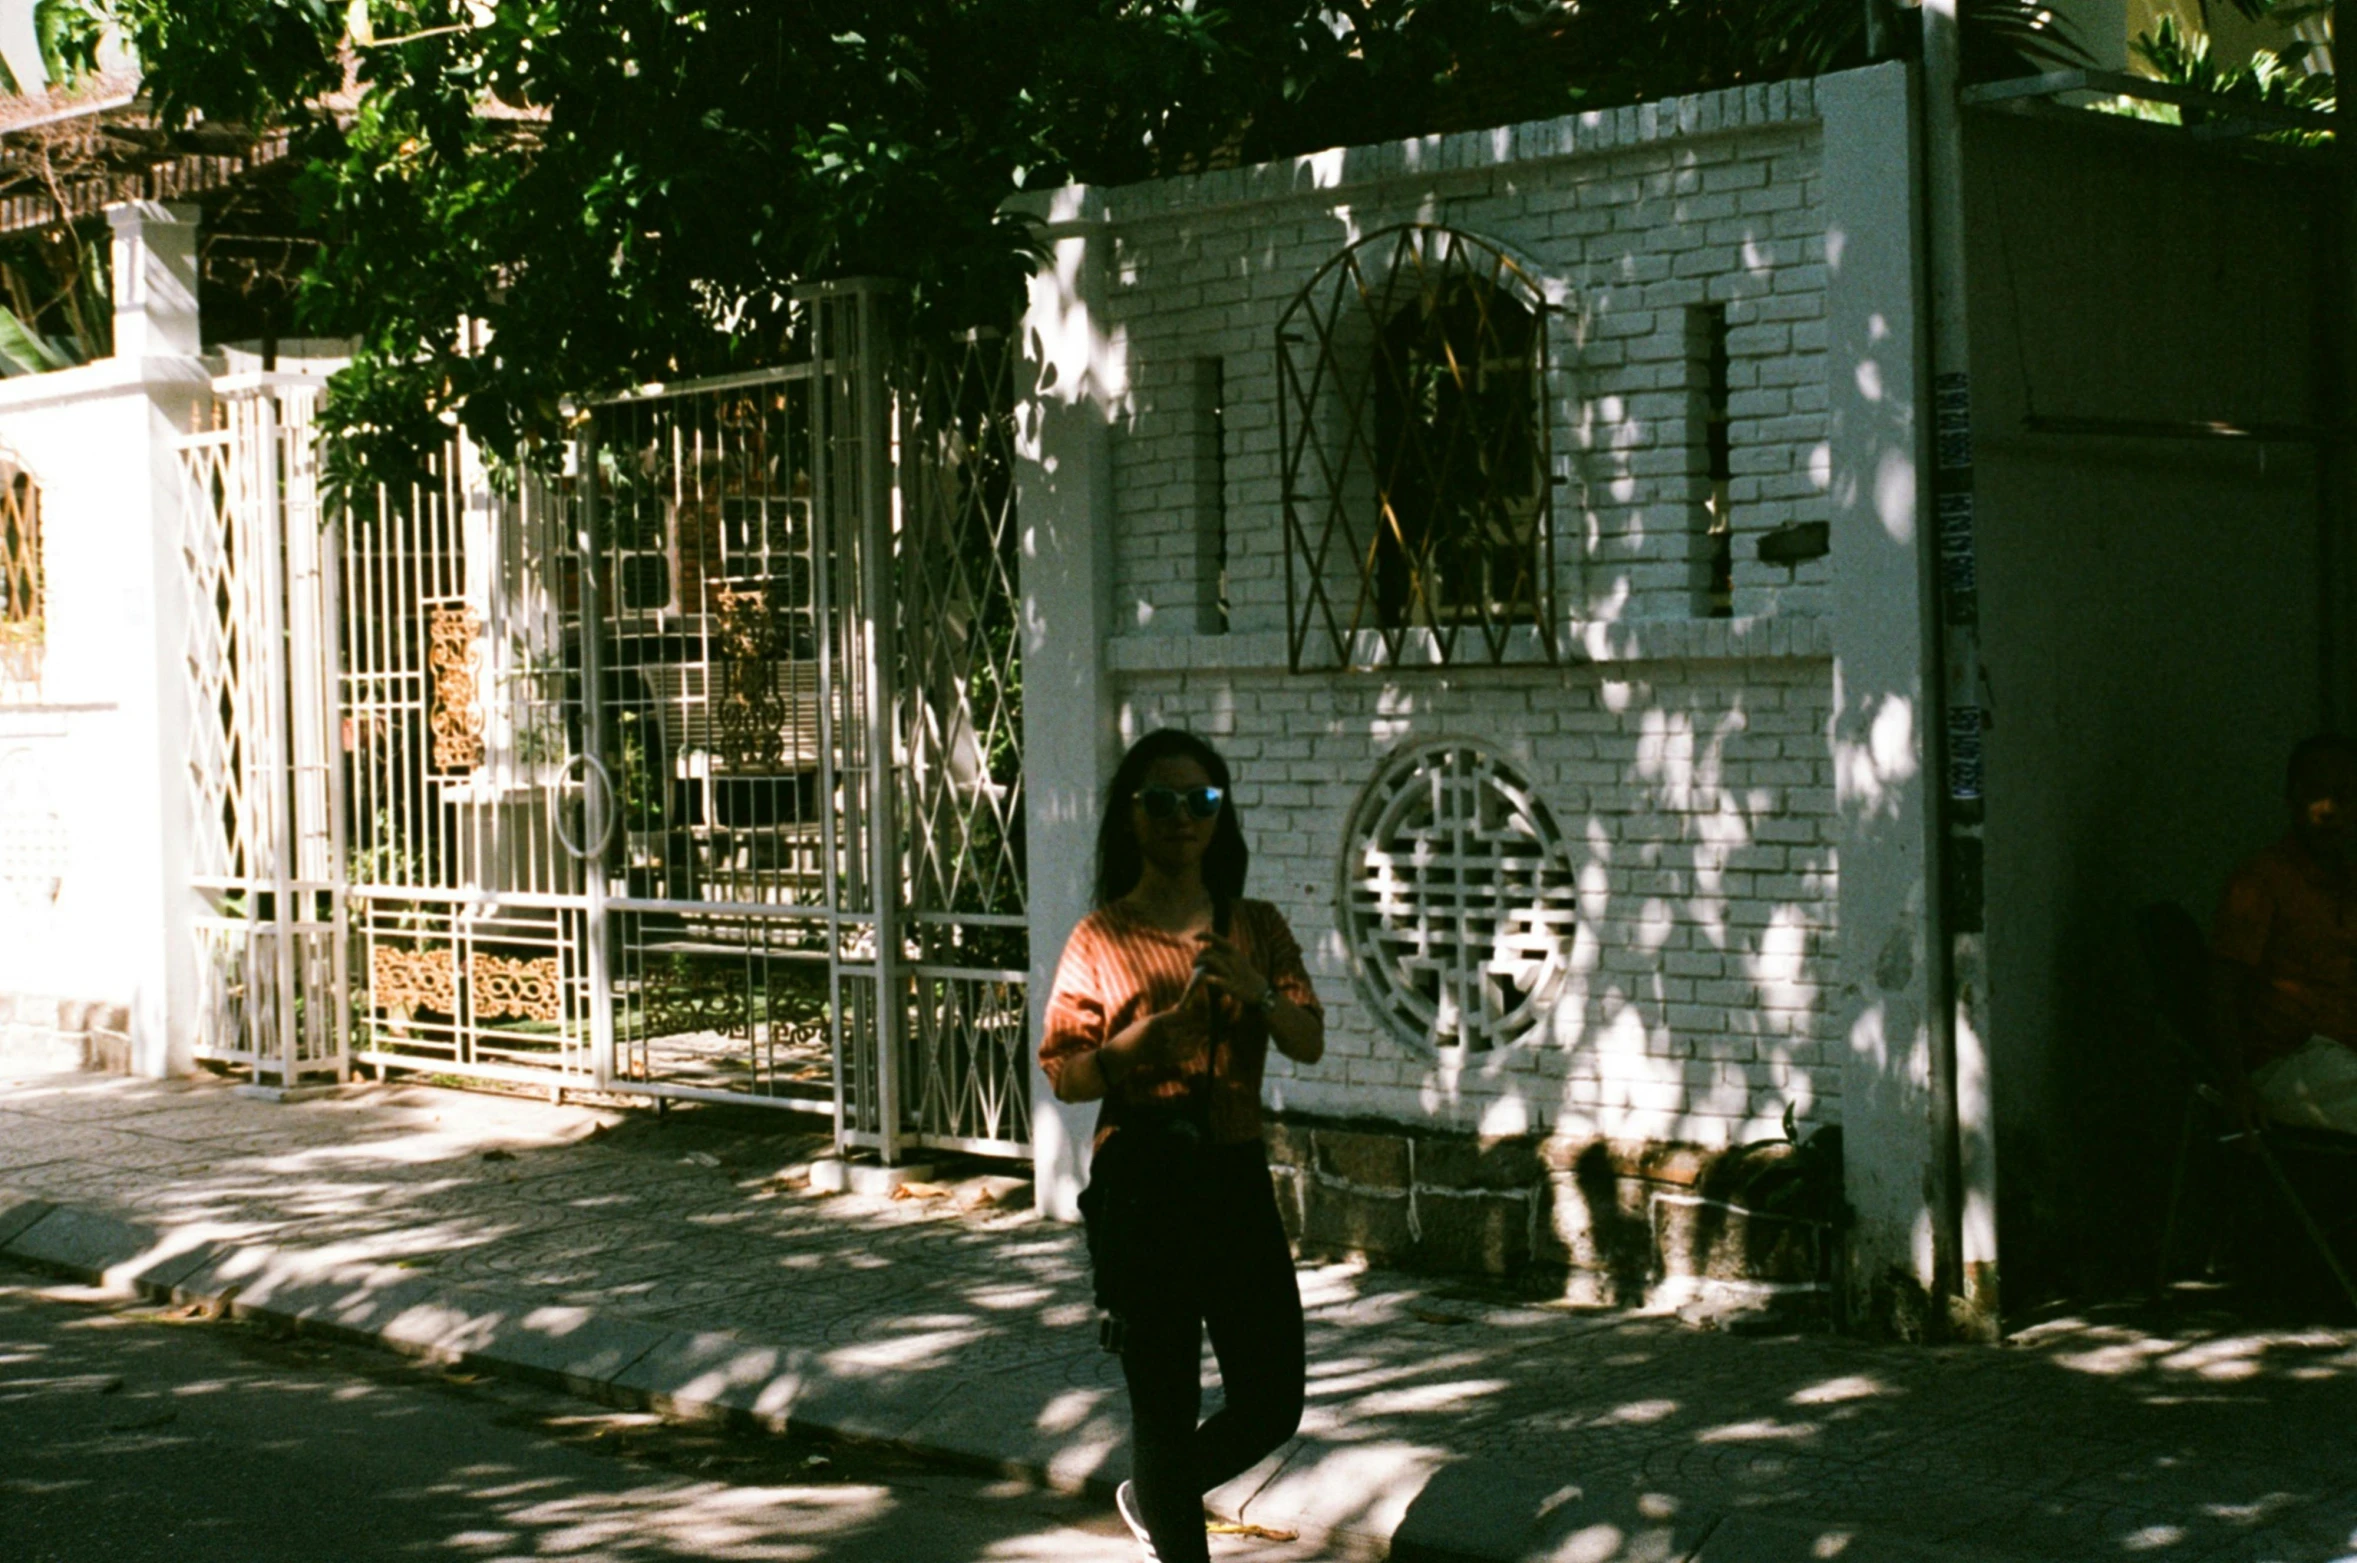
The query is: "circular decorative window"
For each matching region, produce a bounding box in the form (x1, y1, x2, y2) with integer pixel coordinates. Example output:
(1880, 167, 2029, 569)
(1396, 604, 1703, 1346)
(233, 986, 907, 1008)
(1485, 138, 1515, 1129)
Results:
(1340, 744, 1577, 1054)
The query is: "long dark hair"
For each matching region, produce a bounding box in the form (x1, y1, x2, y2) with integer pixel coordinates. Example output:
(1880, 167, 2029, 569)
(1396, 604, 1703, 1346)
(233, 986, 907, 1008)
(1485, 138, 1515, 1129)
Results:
(1095, 729, 1249, 909)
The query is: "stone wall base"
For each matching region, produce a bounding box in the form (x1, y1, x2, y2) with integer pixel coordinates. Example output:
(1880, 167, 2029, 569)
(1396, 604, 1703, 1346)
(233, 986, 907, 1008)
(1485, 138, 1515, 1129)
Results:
(0, 994, 132, 1074)
(1265, 1113, 1843, 1320)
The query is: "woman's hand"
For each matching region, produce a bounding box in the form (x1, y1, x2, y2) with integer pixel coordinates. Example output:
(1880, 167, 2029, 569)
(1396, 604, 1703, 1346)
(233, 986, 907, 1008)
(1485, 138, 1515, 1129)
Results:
(1098, 980, 1212, 1088)
(1191, 931, 1271, 1007)
(1087, 934, 1324, 1096)
(1196, 931, 1324, 1067)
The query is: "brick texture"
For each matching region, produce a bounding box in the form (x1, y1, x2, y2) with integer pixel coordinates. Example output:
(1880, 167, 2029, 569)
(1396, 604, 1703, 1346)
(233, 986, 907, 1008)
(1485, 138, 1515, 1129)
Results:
(1117, 662, 1838, 1148)
(1091, 116, 1832, 634)
(0, 991, 131, 1073)
(1262, 1112, 1837, 1303)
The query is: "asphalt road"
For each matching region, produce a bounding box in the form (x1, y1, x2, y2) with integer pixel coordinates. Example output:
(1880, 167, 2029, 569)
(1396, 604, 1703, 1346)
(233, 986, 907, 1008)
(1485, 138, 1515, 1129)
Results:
(0, 1262, 1245, 1563)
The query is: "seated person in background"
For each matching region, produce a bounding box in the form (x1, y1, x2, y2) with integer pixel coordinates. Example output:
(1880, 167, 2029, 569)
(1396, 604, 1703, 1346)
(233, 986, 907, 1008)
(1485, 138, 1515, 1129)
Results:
(2211, 733, 2357, 1136)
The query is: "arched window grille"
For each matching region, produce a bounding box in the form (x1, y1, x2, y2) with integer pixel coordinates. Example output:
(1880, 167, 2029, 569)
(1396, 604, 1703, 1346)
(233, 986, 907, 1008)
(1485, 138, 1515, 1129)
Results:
(1278, 226, 1557, 670)
(0, 462, 41, 690)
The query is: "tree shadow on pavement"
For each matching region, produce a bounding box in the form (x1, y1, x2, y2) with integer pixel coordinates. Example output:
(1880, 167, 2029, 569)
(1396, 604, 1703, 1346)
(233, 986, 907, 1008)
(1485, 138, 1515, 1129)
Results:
(0, 1271, 1298, 1563)
(5, 1070, 2357, 1563)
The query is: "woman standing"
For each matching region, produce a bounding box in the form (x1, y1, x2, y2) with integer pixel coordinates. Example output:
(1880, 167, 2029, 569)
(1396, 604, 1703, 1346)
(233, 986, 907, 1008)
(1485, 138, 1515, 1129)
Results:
(1041, 730, 1325, 1563)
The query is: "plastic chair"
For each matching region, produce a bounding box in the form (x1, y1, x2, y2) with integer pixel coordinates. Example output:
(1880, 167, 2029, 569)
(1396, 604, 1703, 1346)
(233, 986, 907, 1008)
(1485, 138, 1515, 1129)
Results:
(2137, 901, 2357, 1315)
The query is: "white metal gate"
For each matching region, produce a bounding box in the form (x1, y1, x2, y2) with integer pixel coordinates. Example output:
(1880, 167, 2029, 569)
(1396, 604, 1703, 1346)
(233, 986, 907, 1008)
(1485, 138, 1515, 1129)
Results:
(579, 299, 883, 1126)
(180, 285, 1031, 1158)
(183, 377, 348, 1087)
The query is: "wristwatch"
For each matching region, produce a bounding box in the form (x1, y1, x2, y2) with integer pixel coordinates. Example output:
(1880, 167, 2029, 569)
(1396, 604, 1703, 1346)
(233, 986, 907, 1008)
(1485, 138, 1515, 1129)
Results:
(1249, 985, 1280, 1017)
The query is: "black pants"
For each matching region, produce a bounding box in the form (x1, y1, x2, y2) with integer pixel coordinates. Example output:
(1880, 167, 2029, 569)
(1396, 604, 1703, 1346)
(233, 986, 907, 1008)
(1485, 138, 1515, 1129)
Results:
(1118, 1142, 1305, 1563)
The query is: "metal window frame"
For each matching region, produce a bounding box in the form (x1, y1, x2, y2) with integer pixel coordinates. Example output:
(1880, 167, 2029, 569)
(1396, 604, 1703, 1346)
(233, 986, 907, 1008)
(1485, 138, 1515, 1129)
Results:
(1279, 224, 1561, 671)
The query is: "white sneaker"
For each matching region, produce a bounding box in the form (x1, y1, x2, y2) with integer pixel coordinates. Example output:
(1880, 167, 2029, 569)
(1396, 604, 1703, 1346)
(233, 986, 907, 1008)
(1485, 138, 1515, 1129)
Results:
(1115, 1479, 1160, 1562)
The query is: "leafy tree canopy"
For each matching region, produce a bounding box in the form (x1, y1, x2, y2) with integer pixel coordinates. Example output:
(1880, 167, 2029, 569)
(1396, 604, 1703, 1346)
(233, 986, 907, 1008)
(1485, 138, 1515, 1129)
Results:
(88, 0, 2083, 470)
(2128, 0, 2335, 131)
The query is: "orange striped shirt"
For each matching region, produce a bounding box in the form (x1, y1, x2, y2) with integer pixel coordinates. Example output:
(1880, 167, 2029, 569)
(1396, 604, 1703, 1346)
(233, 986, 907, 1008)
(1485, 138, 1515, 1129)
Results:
(1042, 898, 1323, 1151)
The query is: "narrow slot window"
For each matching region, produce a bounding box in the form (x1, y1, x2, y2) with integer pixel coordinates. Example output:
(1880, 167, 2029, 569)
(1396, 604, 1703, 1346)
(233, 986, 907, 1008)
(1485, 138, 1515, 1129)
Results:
(1693, 305, 1734, 619)
(1194, 357, 1229, 634)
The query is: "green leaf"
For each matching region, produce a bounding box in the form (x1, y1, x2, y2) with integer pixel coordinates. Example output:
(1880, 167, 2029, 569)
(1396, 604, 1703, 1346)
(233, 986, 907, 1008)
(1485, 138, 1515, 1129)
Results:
(0, 306, 69, 376)
(32, 0, 102, 89)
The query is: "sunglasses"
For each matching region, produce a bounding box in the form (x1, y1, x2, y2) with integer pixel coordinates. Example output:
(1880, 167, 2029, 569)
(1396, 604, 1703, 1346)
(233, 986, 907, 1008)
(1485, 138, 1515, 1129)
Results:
(1135, 784, 1224, 822)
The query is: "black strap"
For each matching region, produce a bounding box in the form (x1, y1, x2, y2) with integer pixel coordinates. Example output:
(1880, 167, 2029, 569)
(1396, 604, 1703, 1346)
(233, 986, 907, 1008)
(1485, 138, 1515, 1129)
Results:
(1184, 897, 1231, 1139)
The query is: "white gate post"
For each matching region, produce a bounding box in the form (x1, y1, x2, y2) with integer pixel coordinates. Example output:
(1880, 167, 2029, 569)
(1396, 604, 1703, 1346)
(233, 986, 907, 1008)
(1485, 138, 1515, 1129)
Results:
(253, 387, 301, 1084)
(111, 201, 201, 361)
(1015, 191, 1122, 1221)
(850, 285, 908, 1164)
(1819, 68, 1958, 1331)
(109, 200, 209, 1076)
(572, 428, 618, 1093)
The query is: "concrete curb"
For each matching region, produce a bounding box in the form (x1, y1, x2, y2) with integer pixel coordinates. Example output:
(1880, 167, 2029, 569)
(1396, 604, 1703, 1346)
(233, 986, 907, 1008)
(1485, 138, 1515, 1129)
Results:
(0, 1186, 2050, 1563)
(0, 1187, 1384, 1560)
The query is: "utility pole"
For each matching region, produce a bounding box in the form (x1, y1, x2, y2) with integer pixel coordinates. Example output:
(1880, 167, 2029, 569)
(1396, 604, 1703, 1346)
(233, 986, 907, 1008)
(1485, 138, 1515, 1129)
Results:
(1917, 0, 2003, 1341)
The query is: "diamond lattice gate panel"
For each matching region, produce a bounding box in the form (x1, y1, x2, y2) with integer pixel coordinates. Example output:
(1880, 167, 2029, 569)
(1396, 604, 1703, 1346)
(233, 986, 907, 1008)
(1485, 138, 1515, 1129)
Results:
(180, 383, 348, 1084)
(896, 330, 1029, 1156)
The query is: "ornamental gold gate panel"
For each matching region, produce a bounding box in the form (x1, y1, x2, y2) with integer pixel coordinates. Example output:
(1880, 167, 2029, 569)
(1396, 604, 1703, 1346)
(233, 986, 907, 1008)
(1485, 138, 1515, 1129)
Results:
(340, 432, 599, 1089)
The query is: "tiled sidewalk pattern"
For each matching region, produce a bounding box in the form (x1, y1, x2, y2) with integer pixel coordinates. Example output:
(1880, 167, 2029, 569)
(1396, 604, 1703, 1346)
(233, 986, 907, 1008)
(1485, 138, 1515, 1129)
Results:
(2, 1069, 2353, 1563)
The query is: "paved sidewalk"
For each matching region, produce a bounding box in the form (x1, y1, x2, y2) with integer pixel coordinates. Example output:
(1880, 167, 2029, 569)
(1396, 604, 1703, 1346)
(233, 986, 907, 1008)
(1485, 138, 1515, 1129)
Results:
(1, 1067, 2353, 1563)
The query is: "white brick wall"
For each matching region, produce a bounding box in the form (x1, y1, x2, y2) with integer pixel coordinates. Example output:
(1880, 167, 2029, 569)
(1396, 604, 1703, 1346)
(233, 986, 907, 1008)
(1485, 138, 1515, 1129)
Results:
(1114, 657, 1839, 1149)
(1035, 80, 1848, 1150)
(1083, 95, 1833, 638)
